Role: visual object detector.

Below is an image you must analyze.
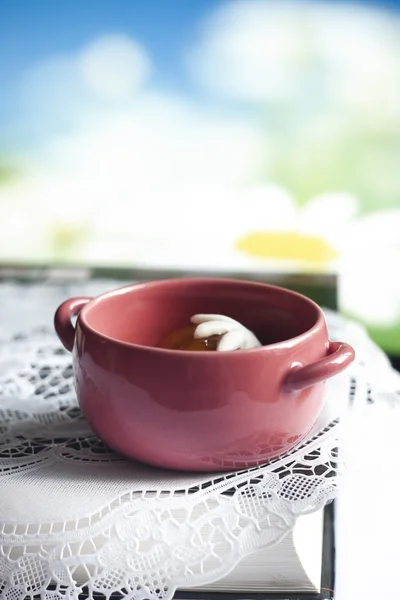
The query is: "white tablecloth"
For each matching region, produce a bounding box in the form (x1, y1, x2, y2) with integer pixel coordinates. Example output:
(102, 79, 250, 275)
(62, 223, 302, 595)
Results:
(1, 278, 399, 600)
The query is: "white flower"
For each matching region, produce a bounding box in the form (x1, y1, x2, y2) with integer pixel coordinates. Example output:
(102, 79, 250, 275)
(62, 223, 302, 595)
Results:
(220, 184, 358, 273)
(339, 210, 400, 328)
(87, 183, 358, 273)
(0, 176, 91, 262)
(191, 314, 261, 351)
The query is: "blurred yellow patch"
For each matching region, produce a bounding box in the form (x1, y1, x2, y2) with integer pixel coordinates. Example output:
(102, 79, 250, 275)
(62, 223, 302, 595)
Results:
(235, 231, 338, 263)
(50, 224, 89, 258)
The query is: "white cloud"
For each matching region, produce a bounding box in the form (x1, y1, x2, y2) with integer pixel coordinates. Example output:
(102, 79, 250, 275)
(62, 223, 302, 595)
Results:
(18, 32, 151, 136)
(189, 0, 400, 116)
(79, 34, 151, 101)
(47, 98, 262, 189)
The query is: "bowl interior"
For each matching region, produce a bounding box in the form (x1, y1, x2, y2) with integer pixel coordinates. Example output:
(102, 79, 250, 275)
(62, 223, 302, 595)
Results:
(83, 279, 320, 348)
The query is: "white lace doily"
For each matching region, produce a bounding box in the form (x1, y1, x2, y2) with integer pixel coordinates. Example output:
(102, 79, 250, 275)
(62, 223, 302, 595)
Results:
(0, 281, 399, 600)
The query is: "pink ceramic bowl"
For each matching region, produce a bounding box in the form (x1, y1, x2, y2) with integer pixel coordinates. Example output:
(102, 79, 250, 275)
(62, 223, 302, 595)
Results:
(54, 278, 355, 472)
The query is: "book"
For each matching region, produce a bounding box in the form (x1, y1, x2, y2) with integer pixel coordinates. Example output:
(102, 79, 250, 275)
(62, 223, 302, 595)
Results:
(73, 505, 333, 600)
(78, 506, 334, 600)
(184, 509, 324, 595)
(174, 509, 325, 598)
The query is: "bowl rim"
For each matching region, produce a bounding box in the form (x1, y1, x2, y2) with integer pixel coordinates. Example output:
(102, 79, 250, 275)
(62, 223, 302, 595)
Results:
(77, 277, 326, 356)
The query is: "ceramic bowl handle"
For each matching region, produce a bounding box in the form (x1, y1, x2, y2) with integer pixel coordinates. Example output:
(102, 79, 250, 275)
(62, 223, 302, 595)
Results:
(284, 341, 355, 392)
(54, 297, 92, 352)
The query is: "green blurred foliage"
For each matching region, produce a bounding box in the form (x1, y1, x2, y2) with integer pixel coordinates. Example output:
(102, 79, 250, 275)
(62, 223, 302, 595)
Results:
(260, 111, 400, 213)
(0, 162, 19, 186)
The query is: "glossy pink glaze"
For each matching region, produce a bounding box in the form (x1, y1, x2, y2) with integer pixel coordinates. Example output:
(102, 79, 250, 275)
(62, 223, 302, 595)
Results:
(54, 278, 355, 472)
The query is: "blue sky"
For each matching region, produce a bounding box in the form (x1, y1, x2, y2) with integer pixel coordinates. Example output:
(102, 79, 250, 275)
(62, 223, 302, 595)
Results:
(0, 0, 221, 93)
(1, 0, 400, 153)
(1, 0, 399, 90)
